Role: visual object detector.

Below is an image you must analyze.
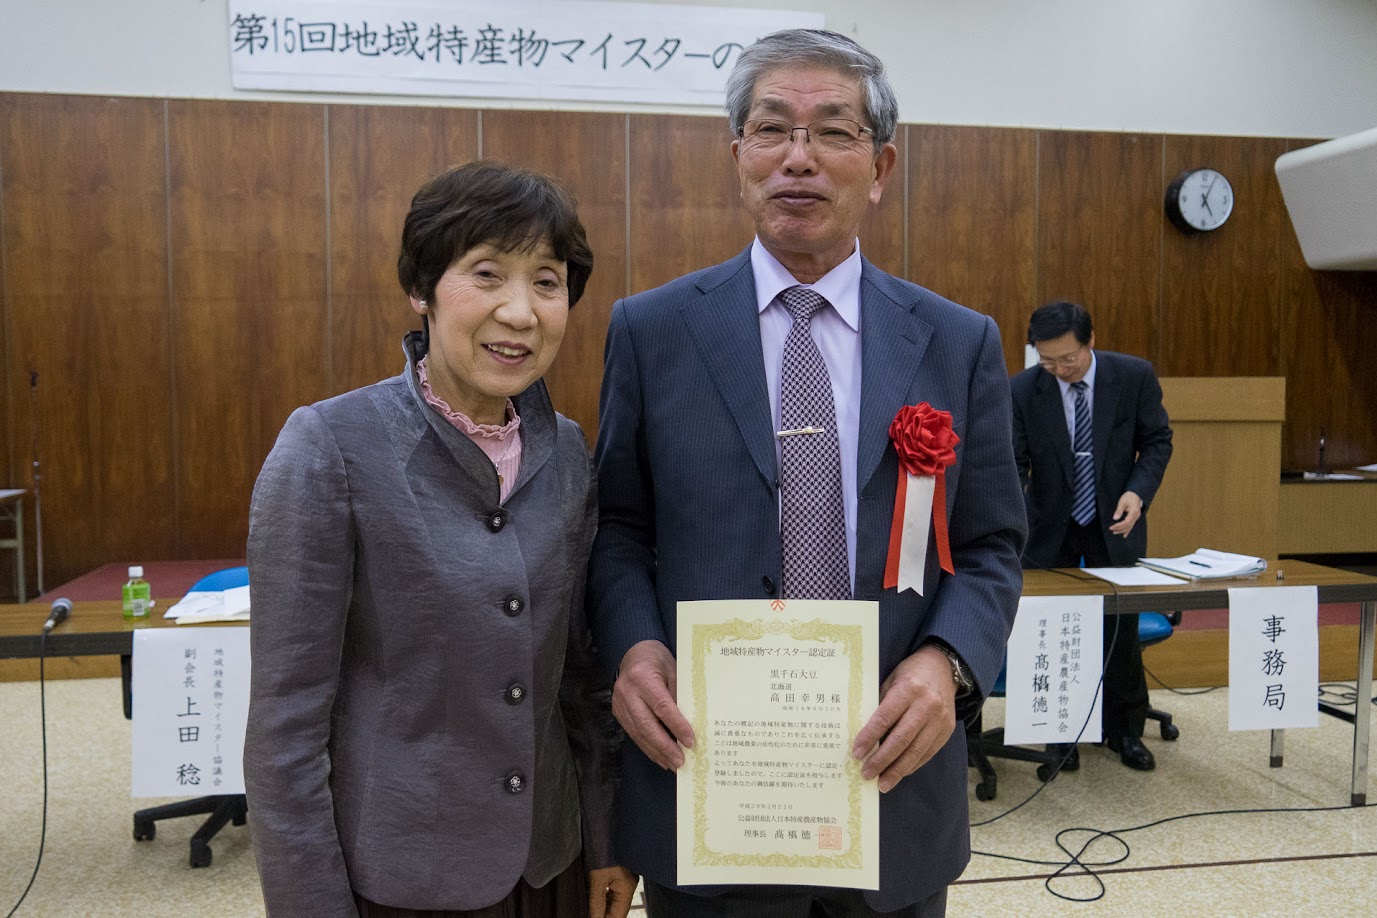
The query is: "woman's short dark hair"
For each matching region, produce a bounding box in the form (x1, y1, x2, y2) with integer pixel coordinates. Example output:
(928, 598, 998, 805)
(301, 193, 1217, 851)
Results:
(397, 160, 594, 307)
(1027, 301, 1094, 346)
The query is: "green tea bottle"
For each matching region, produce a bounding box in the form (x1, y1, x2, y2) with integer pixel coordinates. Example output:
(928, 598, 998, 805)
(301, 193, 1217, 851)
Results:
(122, 565, 151, 620)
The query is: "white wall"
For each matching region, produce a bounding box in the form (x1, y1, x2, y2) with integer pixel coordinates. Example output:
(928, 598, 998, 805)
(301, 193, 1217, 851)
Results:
(2, 0, 1375, 138)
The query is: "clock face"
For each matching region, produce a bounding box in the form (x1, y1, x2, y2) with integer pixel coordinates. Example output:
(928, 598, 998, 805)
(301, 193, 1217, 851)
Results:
(1169, 168, 1234, 232)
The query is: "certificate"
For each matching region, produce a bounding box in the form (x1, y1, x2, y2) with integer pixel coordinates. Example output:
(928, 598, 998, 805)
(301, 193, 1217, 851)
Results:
(676, 599, 879, 889)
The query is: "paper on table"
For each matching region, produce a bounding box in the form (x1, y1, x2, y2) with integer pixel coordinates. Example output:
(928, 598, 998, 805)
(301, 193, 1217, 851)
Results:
(1354, 463, 1377, 472)
(164, 585, 251, 624)
(1083, 566, 1188, 586)
(1138, 548, 1267, 580)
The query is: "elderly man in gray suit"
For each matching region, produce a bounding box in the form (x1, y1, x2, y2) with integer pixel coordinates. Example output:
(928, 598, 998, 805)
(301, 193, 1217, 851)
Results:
(588, 29, 1026, 918)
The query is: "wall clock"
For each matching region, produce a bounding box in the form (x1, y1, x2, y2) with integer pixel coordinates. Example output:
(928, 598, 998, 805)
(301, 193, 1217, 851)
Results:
(1165, 168, 1234, 232)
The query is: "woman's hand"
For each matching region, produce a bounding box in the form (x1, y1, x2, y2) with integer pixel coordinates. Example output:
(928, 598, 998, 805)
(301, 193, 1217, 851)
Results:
(588, 865, 638, 918)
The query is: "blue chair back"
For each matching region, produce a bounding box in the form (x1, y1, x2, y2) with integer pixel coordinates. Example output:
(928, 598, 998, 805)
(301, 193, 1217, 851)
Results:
(1138, 611, 1174, 646)
(188, 566, 249, 593)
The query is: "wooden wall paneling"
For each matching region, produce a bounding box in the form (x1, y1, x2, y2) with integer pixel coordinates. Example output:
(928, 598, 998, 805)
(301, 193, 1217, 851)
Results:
(1281, 264, 1377, 470)
(0, 95, 10, 493)
(628, 115, 753, 293)
(908, 124, 1038, 373)
(482, 110, 627, 440)
(856, 124, 906, 279)
(328, 105, 479, 397)
(1037, 130, 1162, 363)
(1158, 136, 1289, 377)
(169, 100, 328, 560)
(1, 94, 174, 589)
(1279, 137, 1377, 470)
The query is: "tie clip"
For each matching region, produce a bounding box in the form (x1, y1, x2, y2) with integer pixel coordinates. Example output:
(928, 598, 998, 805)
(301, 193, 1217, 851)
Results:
(1073, 451, 1092, 457)
(777, 426, 826, 438)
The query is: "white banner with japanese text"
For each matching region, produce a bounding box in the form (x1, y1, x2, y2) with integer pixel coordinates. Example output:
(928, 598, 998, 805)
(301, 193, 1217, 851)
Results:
(131, 627, 251, 798)
(228, 0, 825, 104)
(1003, 595, 1104, 745)
(1228, 586, 1319, 731)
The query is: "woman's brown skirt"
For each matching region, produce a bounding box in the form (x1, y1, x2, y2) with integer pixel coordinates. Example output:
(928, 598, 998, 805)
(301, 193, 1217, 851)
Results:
(355, 853, 589, 918)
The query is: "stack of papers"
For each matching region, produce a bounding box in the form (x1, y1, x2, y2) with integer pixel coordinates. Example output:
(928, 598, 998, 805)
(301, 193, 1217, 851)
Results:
(164, 585, 251, 624)
(1137, 548, 1267, 581)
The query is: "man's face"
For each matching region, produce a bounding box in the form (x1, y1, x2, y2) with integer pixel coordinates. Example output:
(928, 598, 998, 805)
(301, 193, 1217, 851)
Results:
(1034, 330, 1095, 384)
(731, 64, 897, 283)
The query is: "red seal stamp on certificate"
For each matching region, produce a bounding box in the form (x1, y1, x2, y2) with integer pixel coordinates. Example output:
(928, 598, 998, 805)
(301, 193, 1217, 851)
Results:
(818, 824, 842, 850)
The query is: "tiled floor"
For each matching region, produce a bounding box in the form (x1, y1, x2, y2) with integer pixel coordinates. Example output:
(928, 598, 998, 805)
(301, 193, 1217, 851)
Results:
(2, 678, 1373, 916)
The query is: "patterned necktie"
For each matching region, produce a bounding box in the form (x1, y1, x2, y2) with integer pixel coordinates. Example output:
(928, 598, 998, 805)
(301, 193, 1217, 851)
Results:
(1070, 380, 1096, 526)
(778, 286, 850, 600)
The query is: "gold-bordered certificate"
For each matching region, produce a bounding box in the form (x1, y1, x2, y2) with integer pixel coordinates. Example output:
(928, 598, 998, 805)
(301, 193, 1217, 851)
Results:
(675, 599, 879, 889)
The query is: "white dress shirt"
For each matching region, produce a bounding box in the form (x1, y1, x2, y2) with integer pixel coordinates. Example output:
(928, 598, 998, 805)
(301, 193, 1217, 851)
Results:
(1055, 351, 1099, 445)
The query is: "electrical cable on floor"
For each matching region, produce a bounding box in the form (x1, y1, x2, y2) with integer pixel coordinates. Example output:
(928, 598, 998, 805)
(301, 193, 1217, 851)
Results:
(972, 571, 1377, 902)
(1142, 662, 1220, 695)
(1317, 681, 1377, 707)
(971, 799, 1377, 903)
(5, 631, 53, 918)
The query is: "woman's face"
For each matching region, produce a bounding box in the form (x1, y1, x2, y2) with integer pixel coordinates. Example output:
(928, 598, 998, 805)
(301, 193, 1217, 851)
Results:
(413, 240, 569, 426)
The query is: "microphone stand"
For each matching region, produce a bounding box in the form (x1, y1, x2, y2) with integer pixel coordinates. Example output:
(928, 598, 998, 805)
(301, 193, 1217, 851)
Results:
(29, 371, 45, 597)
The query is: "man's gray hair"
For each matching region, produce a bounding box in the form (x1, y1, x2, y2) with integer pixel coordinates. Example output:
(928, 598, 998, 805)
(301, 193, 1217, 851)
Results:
(724, 29, 899, 150)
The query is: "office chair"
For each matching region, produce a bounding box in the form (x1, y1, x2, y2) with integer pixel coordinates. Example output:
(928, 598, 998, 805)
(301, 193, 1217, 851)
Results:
(966, 665, 1066, 801)
(126, 566, 250, 867)
(1139, 611, 1182, 740)
(969, 612, 1181, 800)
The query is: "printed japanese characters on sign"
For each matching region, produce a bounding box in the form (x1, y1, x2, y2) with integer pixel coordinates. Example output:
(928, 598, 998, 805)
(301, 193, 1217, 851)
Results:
(228, 1, 824, 105)
(131, 627, 252, 798)
(1004, 595, 1104, 745)
(1228, 586, 1318, 732)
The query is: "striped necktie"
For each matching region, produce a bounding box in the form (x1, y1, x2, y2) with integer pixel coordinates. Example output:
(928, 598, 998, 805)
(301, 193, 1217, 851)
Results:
(778, 286, 850, 600)
(1070, 380, 1095, 526)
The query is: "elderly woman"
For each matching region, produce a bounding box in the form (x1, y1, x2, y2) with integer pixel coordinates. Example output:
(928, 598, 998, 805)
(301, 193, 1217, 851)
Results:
(244, 161, 635, 918)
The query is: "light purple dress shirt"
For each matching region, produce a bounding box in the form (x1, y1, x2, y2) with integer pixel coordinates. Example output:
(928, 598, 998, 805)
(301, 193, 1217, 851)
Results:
(751, 237, 863, 590)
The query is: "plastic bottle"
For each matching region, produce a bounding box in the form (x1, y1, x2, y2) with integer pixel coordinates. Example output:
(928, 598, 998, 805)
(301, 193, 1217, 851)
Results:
(123, 565, 151, 620)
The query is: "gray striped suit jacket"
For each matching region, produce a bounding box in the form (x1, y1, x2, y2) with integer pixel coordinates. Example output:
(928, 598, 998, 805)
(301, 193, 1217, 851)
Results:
(588, 249, 1027, 911)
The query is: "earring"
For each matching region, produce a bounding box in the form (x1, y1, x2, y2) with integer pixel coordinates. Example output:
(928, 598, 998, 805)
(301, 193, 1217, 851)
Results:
(418, 299, 428, 313)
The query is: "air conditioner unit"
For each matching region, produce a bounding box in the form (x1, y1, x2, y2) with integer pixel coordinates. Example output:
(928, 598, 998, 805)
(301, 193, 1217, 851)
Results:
(1275, 126, 1377, 270)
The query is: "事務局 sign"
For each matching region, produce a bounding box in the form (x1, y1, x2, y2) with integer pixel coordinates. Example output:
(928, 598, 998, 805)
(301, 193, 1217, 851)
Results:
(228, 0, 824, 105)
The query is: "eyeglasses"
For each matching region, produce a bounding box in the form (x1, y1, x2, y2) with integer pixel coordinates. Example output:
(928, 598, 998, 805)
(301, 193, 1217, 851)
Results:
(1036, 346, 1088, 370)
(739, 118, 875, 153)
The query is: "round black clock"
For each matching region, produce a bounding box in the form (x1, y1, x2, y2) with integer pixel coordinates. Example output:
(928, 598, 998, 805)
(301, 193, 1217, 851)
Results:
(1165, 168, 1233, 232)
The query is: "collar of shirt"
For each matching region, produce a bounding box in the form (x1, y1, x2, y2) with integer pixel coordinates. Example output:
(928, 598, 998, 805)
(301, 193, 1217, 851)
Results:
(1054, 350, 1098, 401)
(749, 237, 862, 330)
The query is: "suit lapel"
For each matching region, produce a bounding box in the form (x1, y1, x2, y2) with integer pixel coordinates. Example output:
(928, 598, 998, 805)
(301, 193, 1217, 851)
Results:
(1091, 352, 1118, 485)
(680, 251, 777, 486)
(1033, 370, 1075, 489)
(857, 262, 933, 490)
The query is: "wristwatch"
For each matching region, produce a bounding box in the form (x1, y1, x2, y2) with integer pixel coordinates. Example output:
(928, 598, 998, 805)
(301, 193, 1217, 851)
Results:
(935, 646, 974, 698)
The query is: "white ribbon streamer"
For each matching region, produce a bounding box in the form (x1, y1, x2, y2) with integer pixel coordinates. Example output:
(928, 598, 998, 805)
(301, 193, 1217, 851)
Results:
(897, 473, 935, 595)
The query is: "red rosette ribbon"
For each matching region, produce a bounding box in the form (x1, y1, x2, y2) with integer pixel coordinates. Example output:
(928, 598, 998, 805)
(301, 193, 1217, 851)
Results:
(884, 402, 960, 593)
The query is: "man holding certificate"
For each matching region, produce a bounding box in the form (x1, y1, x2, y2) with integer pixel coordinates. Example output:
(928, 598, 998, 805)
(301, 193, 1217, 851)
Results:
(589, 29, 1026, 918)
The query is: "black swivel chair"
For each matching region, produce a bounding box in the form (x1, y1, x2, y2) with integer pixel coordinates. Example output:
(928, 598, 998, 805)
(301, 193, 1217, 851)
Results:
(969, 611, 1181, 800)
(1139, 610, 1182, 740)
(967, 665, 1065, 801)
(124, 567, 250, 867)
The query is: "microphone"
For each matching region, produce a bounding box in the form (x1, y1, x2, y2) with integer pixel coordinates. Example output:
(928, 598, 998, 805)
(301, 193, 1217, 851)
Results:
(43, 597, 72, 634)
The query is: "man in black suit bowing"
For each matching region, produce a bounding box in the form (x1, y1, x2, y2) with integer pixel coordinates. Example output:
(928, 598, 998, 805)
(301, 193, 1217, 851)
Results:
(589, 28, 1026, 918)
(1011, 301, 1174, 770)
